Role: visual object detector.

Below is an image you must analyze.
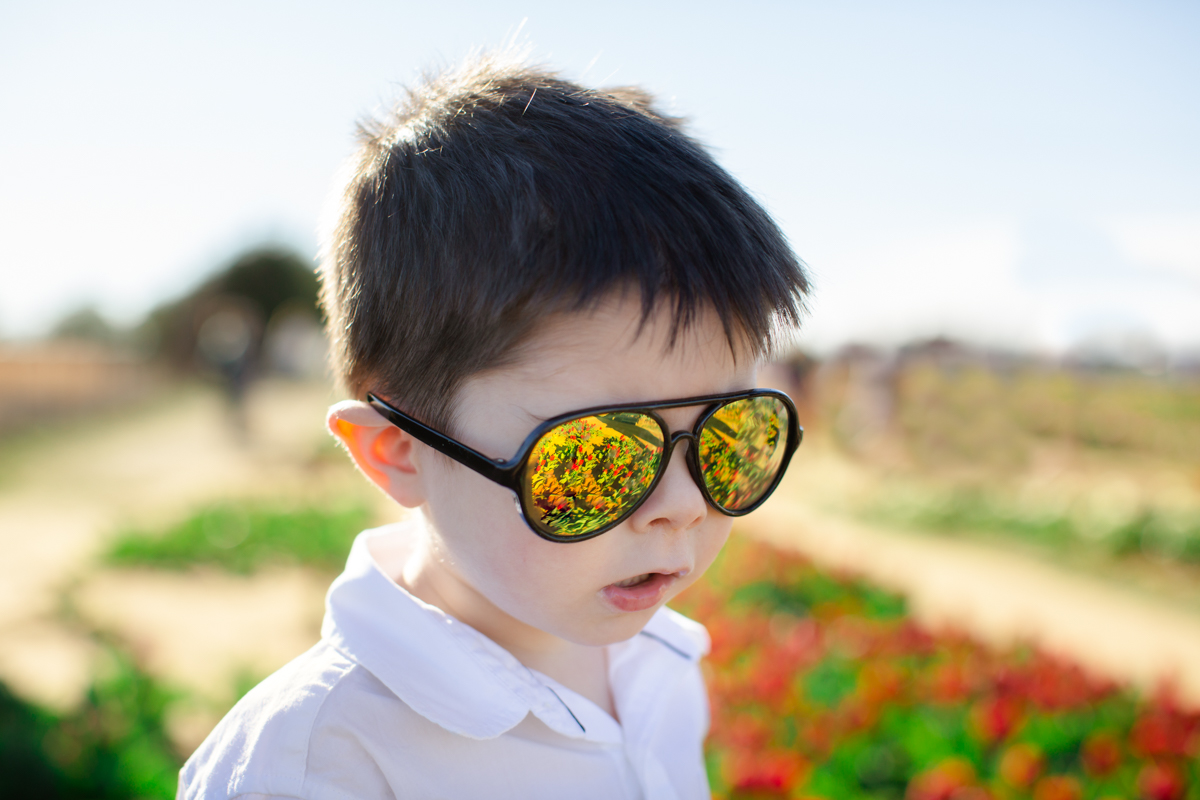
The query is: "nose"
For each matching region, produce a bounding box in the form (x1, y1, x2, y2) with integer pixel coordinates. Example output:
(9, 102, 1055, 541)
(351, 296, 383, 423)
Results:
(625, 434, 708, 534)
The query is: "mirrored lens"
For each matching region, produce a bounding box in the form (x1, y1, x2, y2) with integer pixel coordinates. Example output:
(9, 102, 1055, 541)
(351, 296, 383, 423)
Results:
(522, 412, 664, 537)
(698, 397, 788, 511)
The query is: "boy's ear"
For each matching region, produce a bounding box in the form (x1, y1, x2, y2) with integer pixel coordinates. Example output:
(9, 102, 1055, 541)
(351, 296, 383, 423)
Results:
(326, 400, 427, 508)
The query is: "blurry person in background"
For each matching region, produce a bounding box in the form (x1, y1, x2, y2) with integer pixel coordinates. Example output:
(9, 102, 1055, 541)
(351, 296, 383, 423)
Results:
(194, 296, 262, 438)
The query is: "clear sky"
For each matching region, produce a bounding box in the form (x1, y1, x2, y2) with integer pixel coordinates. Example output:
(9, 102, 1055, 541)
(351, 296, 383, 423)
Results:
(2, 0, 1197, 356)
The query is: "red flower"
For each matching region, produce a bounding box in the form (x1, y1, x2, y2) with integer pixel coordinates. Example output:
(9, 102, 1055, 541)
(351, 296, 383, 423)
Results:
(968, 695, 1022, 745)
(1080, 731, 1121, 777)
(724, 748, 807, 794)
(746, 654, 796, 706)
(711, 711, 772, 752)
(1131, 712, 1193, 758)
(1137, 761, 1186, 800)
(1026, 658, 1097, 710)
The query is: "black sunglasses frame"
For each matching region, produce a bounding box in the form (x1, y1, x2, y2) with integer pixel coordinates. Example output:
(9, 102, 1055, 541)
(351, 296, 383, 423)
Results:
(365, 388, 803, 543)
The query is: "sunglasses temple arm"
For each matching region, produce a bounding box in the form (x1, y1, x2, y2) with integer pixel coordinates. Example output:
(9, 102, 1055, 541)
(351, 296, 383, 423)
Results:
(365, 394, 517, 487)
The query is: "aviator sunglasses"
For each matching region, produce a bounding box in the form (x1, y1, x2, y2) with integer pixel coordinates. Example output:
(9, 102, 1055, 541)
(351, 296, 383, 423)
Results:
(366, 389, 803, 543)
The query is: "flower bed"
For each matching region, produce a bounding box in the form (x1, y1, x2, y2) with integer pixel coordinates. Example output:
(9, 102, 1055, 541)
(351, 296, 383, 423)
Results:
(671, 536, 1200, 800)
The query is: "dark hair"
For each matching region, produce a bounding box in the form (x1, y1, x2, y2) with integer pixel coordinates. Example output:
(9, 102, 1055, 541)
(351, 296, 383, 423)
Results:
(320, 52, 809, 432)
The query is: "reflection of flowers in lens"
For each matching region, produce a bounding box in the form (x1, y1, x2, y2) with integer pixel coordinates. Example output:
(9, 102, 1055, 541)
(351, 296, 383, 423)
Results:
(700, 398, 786, 511)
(524, 413, 663, 536)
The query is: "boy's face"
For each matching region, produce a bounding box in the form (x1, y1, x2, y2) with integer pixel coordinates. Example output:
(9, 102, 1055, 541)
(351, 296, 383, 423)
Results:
(411, 294, 756, 648)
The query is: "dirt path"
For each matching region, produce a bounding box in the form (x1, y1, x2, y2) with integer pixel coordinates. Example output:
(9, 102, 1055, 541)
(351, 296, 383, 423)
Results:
(0, 381, 386, 715)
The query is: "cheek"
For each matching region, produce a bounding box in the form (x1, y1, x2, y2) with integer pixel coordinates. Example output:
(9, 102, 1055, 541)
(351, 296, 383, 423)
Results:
(486, 534, 607, 606)
(423, 466, 599, 604)
(472, 533, 626, 641)
(698, 519, 733, 571)
(423, 465, 523, 561)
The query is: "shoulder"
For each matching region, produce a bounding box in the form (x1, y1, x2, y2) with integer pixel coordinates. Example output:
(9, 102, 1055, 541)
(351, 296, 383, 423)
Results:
(178, 641, 430, 800)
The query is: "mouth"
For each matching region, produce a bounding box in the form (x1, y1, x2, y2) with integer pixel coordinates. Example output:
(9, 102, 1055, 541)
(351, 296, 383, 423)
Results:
(600, 569, 688, 613)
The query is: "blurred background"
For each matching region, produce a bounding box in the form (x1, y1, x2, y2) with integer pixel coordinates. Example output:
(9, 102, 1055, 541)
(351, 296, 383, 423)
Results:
(2, 1, 1198, 796)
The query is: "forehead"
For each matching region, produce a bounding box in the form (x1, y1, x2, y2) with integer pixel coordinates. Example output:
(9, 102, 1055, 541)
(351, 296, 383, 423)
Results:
(458, 295, 757, 433)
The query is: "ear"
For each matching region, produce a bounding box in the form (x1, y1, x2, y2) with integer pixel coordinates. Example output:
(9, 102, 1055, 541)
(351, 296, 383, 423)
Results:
(326, 400, 427, 507)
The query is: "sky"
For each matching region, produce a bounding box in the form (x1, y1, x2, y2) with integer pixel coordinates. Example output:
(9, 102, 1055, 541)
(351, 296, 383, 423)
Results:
(2, 0, 1198, 357)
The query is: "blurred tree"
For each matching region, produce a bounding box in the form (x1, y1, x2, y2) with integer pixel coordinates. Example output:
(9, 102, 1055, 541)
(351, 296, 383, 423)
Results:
(140, 246, 318, 373)
(215, 248, 319, 323)
(135, 246, 319, 439)
(49, 305, 123, 346)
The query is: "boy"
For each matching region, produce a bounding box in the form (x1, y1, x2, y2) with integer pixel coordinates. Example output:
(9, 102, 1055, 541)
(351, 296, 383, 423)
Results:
(180, 51, 809, 799)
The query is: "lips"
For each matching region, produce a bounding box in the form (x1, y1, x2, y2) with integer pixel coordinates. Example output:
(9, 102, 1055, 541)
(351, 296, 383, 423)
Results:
(600, 570, 686, 612)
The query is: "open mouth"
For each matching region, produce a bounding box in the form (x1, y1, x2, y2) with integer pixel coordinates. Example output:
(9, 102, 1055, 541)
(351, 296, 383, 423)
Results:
(601, 569, 687, 612)
(611, 572, 656, 588)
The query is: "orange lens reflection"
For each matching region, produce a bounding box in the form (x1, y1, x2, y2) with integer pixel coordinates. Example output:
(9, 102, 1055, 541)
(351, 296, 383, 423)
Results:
(698, 397, 787, 511)
(522, 412, 664, 537)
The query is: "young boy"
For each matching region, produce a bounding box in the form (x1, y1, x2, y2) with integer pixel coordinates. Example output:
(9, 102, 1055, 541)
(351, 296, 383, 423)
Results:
(179, 52, 809, 799)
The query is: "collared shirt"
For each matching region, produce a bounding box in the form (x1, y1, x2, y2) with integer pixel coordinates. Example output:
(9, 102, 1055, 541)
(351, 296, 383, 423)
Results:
(178, 523, 712, 800)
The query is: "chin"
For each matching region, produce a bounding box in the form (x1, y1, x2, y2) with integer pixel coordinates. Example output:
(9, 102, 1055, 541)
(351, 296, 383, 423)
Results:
(569, 607, 661, 648)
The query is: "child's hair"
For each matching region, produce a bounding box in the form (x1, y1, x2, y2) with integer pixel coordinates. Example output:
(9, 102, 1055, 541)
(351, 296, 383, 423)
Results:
(320, 51, 810, 433)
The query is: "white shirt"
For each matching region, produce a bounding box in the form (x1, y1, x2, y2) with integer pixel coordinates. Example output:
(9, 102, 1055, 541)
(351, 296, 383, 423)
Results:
(178, 523, 712, 800)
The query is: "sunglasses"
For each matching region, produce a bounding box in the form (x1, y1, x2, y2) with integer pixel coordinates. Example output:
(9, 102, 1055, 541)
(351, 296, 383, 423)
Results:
(365, 389, 803, 543)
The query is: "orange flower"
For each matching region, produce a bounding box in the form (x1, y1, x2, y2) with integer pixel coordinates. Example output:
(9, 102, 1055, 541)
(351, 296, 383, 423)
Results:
(906, 757, 976, 800)
(926, 661, 971, 704)
(858, 660, 905, 705)
(998, 742, 1044, 789)
(1031, 775, 1082, 800)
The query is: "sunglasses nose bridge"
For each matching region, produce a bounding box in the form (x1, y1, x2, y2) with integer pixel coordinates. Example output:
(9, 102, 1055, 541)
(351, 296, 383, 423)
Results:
(663, 429, 697, 459)
(659, 429, 706, 490)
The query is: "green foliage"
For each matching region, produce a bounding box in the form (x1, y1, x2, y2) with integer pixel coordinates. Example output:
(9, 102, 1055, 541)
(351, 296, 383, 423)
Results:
(888, 705, 980, 772)
(867, 488, 1200, 563)
(107, 502, 372, 574)
(803, 657, 858, 708)
(0, 648, 179, 799)
(730, 574, 907, 620)
(0, 682, 61, 795)
(1110, 510, 1200, 562)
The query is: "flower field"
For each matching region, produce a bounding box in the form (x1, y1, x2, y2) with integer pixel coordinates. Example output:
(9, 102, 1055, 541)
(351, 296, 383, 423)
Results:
(671, 535, 1200, 800)
(5, 485, 1199, 797)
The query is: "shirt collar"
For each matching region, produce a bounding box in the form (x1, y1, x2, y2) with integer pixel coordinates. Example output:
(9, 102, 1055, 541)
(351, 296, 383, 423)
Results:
(639, 605, 710, 662)
(321, 523, 706, 742)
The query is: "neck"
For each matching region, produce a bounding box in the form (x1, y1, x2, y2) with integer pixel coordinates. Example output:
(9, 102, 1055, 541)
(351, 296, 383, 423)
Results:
(382, 522, 617, 718)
